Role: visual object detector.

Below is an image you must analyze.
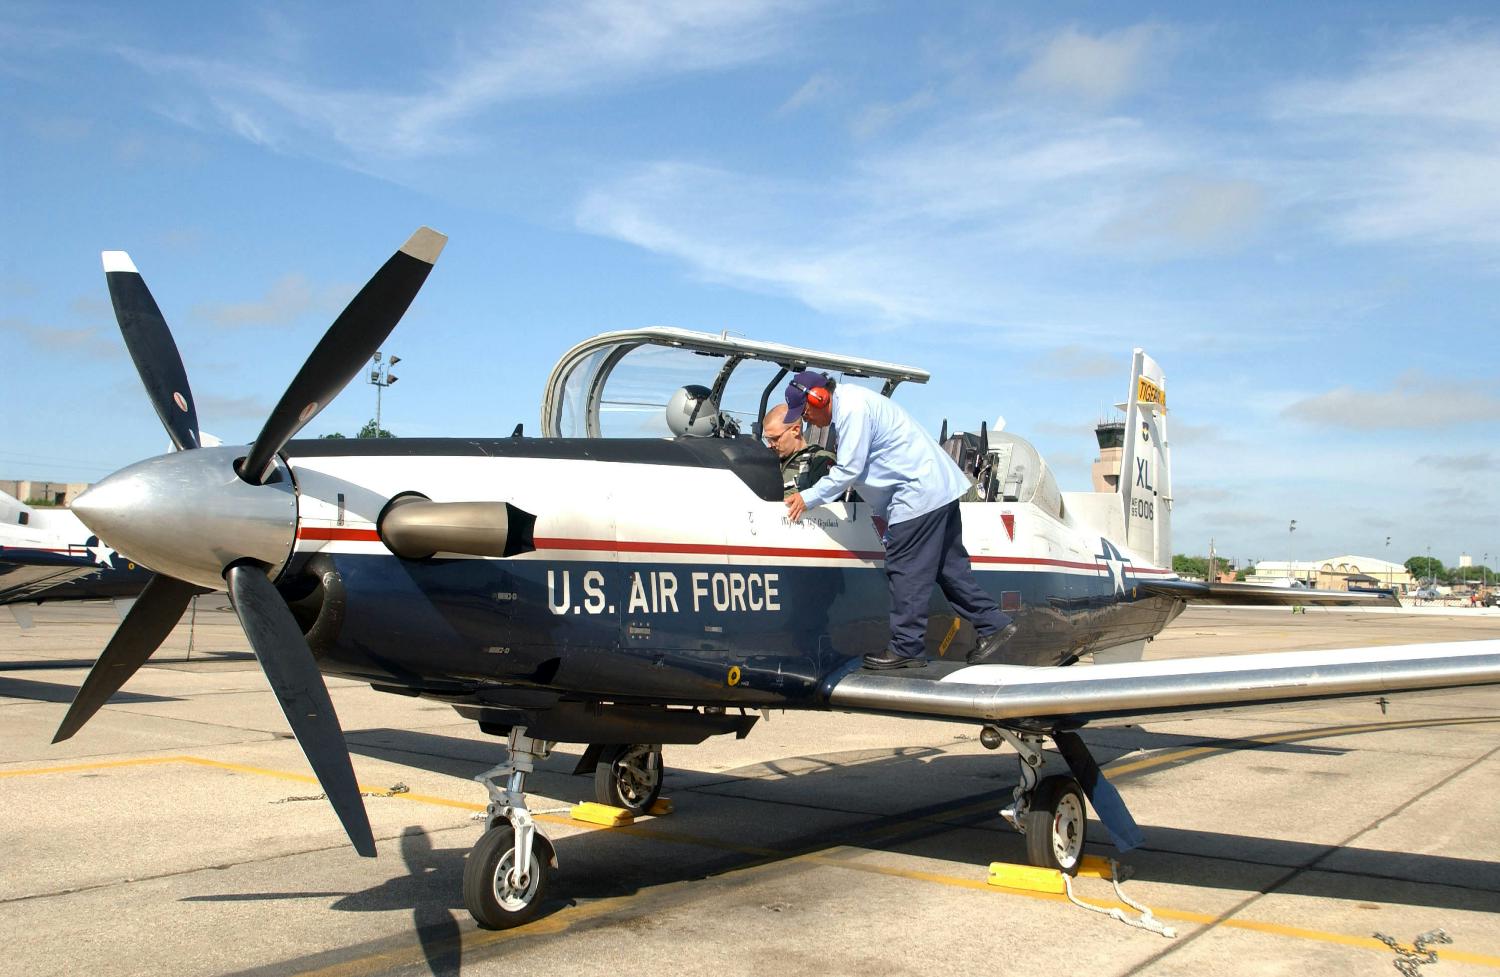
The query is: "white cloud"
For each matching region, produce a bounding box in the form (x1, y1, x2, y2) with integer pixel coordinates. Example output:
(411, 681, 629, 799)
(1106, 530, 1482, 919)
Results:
(116, 0, 813, 161)
(1416, 452, 1497, 473)
(0, 316, 120, 359)
(1270, 31, 1500, 247)
(1284, 371, 1500, 430)
(1016, 25, 1163, 106)
(189, 273, 349, 329)
(1035, 345, 1117, 379)
(1098, 177, 1266, 252)
(778, 71, 838, 115)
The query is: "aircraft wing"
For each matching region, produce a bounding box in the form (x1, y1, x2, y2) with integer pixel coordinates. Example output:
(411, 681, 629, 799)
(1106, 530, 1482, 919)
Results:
(825, 640, 1500, 727)
(0, 553, 97, 603)
(1138, 578, 1400, 607)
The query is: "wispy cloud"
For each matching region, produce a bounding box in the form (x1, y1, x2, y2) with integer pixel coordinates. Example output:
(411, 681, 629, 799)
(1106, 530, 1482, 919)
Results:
(1035, 345, 1118, 379)
(778, 71, 838, 115)
(114, 0, 813, 161)
(1271, 30, 1500, 248)
(1416, 452, 1497, 472)
(1284, 370, 1500, 430)
(0, 315, 120, 359)
(1016, 24, 1166, 106)
(196, 393, 272, 420)
(189, 273, 350, 329)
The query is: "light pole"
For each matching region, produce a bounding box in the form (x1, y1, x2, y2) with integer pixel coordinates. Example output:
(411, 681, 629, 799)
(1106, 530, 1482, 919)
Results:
(1385, 535, 1392, 592)
(369, 352, 401, 436)
(1289, 519, 1298, 583)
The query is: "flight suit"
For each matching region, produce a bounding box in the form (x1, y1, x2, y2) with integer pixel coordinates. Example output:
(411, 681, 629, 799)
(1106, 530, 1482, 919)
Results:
(780, 444, 836, 499)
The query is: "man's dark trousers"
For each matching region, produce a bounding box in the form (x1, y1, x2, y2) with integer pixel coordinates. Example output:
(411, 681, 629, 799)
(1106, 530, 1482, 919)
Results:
(883, 500, 1009, 660)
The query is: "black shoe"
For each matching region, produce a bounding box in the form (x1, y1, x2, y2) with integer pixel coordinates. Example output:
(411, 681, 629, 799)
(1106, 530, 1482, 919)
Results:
(967, 622, 1019, 664)
(862, 649, 928, 670)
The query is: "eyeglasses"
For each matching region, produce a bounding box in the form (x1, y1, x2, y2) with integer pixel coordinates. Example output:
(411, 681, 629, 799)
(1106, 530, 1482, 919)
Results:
(762, 428, 791, 447)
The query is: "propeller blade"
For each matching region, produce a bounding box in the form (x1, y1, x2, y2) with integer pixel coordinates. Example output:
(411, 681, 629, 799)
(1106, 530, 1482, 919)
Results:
(103, 251, 201, 451)
(240, 227, 447, 484)
(54, 574, 200, 743)
(225, 563, 376, 856)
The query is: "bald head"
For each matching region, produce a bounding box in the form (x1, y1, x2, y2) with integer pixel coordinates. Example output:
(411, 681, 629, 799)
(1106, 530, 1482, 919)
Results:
(762, 403, 806, 459)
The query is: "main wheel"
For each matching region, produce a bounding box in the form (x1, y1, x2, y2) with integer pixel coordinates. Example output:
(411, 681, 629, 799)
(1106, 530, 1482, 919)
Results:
(1023, 775, 1088, 874)
(594, 744, 663, 815)
(463, 823, 551, 929)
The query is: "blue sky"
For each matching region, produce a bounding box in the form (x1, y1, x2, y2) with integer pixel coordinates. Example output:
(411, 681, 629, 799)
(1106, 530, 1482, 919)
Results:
(2, 1, 1496, 569)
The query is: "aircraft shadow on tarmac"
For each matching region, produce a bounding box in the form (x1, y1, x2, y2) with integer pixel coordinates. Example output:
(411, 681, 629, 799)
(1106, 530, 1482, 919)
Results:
(0, 675, 178, 705)
(175, 718, 1499, 977)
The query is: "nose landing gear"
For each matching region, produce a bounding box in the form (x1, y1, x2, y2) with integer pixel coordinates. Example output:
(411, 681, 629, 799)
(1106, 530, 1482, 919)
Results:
(464, 727, 558, 929)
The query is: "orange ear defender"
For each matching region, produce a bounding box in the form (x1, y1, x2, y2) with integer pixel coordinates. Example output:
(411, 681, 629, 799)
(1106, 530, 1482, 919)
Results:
(791, 379, 831, 410)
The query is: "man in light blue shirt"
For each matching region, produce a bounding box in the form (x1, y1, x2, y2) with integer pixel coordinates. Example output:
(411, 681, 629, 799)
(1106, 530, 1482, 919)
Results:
(783, 372, 1015, 669)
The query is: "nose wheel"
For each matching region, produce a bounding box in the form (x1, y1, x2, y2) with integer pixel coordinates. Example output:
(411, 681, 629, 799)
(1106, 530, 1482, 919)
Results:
(465, 727, 559, 929)
(463, 821, 554, 929)
(594, 743, 663, 816)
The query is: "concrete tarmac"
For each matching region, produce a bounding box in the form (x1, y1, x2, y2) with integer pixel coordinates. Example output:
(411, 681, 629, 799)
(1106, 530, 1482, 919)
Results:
(2, 603, 1498, 977)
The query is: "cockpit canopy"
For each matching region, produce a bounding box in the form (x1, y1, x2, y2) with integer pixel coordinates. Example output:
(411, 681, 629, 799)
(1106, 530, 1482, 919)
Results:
(540, 327, 929, 439)
(988, 432, 1063, 517)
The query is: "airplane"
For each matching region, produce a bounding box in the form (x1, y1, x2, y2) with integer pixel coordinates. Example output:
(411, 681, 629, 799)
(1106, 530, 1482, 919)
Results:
(0, 490, 153, 627)
(48, 226, 1500, 930)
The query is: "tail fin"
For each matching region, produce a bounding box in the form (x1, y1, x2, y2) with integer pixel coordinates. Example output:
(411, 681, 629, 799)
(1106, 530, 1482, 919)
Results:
(1117, 349, 1170, 567)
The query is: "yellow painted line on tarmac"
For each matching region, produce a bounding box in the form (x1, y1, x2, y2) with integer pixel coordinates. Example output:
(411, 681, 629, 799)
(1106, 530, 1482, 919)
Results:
(800, 850, 1500, 969)
(0, 755, 189, 777)
(14, 718, 1500, 974)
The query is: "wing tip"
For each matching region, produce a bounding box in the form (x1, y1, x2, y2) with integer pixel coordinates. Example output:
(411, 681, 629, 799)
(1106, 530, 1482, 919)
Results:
(401, 227, 447, 265)
(102, 250, 138, 274)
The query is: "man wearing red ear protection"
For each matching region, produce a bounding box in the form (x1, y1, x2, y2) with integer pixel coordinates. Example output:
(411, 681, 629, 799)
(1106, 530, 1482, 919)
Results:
(783, 371, 1016, 669)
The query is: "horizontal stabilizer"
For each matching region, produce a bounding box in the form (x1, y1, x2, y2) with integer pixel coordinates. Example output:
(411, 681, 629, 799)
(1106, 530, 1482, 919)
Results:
(1138, 578, 1399, 608)
(827, 640, 1500, 725)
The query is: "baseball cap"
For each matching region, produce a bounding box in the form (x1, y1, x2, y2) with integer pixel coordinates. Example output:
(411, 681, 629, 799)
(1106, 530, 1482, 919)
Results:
(783, 370, 828, 423)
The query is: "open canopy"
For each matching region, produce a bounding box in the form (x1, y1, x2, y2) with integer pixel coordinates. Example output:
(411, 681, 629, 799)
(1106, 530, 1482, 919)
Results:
(540, 327, 930, 439)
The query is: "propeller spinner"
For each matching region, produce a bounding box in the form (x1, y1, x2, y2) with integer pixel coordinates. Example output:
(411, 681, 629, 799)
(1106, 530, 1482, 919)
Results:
(58, 227, 448, 858)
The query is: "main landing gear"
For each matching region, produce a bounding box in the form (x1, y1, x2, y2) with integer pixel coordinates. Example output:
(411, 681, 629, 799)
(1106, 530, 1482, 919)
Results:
(983, 726, 1088, 874)
(464, 727, 559, 929)
(594, 743, 664, 816)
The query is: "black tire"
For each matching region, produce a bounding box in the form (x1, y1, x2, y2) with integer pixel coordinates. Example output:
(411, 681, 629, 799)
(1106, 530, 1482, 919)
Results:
(1023, 775, 1088, 875)
(463, 823, 551, 929)
(594, 744, 663, 815)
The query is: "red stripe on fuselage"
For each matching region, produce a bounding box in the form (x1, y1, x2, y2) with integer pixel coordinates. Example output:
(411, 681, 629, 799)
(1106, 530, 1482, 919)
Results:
(293, 528, 1171, 574)
(533, 536, 886, 561)
(298, 527, 381, 541)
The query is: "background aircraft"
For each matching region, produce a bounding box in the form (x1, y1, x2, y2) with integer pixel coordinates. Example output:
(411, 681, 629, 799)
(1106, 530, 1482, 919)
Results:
(49, 227, 1500, 929)
(0, 491, 152, 627)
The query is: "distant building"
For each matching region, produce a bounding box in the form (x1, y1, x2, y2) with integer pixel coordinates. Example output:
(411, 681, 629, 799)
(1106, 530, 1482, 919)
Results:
(1091, 420, 1125, 492)
(1249, 555, 1412, 591)
(0, 479, 90, 507)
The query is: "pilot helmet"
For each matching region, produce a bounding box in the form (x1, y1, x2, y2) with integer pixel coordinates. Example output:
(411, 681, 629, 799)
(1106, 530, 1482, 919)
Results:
(665, 384, 724, 437)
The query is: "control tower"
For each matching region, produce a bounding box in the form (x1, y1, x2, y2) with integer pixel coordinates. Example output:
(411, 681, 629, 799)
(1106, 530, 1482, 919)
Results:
(1091, 420, 1125, 491)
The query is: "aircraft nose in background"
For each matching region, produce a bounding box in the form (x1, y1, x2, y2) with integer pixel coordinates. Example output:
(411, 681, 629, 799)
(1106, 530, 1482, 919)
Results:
(71, 447, 299, 589)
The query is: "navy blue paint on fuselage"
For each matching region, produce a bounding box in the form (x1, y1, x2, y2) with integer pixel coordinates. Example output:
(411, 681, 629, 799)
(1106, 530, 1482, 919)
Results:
(0, 545, 153, 604)
(290, 551, 1184, 708)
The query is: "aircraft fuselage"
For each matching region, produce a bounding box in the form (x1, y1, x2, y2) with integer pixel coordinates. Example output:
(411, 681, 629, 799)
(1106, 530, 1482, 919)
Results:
(278, 436, 1183, 709)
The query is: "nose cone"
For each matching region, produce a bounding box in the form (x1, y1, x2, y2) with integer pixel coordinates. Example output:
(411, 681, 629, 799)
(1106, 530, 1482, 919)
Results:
(74, 447, 298, 590)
